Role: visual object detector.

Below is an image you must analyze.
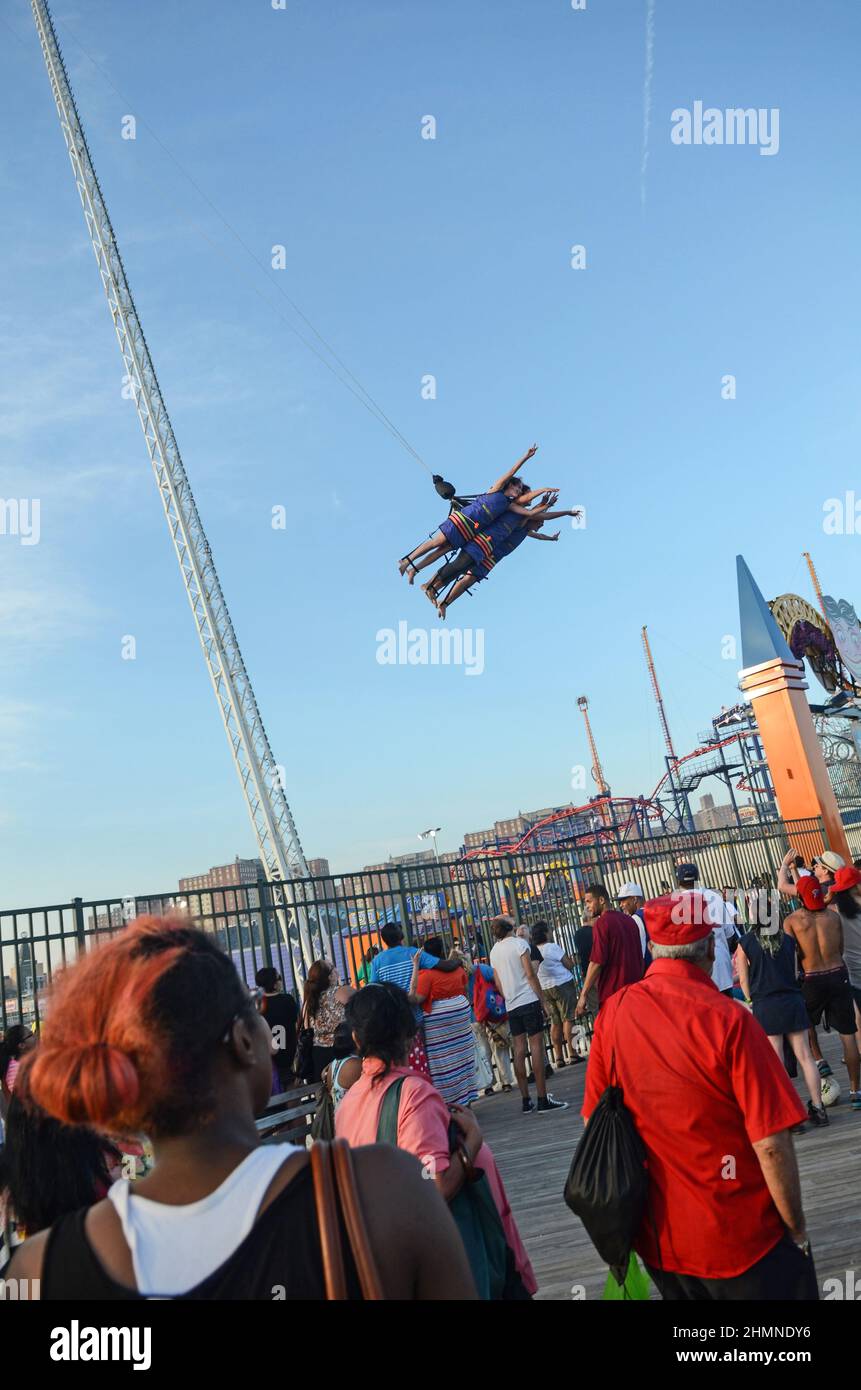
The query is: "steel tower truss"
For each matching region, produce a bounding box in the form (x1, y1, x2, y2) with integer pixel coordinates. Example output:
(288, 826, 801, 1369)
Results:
(31, 1, 314, 963)
(576, 696, 610, 798)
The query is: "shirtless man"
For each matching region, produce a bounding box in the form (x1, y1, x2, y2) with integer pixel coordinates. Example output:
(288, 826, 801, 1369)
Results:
(778, 846, 845, 1079)
(783, 875, 861, 1097)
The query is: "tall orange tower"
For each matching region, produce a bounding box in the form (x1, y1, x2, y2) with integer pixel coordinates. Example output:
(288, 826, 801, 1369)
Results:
(802, 550, 827, 620)
(641, 626, 678, 763)
(577, 695, 610, 797)
(577, 695, 613, 827)
(736, 556, 849, 859)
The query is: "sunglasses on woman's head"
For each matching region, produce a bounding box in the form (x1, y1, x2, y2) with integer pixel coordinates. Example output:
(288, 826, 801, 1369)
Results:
(220, 986, 265, 1043)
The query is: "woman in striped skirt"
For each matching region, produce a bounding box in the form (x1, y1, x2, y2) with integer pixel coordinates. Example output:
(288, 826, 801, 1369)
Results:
(409, 939, 478, 1107)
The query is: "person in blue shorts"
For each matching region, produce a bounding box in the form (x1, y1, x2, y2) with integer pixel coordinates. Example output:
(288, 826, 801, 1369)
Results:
(398, 443, 555, 582)
(428, 502, 580, 619)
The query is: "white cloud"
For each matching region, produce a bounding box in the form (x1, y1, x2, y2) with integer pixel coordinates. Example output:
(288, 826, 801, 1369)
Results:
(0, 698, 44, 772)
(10, 221, 174, 272)
(0, 567, 99, 659)
(0, 313, 112, 441)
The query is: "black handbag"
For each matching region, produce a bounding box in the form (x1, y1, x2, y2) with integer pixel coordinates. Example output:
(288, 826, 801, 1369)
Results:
(310, 1084, 335, 1141)
(294, 1007, 314, 1082)
(563, 998, 649, 1286)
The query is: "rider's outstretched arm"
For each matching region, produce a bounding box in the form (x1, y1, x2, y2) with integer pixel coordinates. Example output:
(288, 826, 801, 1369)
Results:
(489, 443, 538, 493)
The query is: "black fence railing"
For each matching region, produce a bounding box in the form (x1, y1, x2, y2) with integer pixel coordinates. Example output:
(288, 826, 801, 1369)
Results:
(0, 814, 836, 1033)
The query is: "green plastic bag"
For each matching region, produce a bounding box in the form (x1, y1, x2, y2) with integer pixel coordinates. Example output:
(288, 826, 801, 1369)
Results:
(602, 1251, 651, 1300)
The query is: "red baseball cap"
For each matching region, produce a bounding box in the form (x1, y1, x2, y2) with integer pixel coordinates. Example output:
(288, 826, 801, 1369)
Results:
(833, 865, 861, 894)
(643, 891, 713, 946)
(796, 875, 826, 911)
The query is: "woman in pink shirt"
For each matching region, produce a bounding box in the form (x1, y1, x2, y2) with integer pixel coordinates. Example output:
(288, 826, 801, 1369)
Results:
(336, 983, 537, 1298)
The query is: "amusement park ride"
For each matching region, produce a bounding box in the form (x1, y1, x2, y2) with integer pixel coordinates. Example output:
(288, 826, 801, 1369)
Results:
(466, 560, 861, 860)
(25, 3, 861, 895)
(30, 2, 315, 961)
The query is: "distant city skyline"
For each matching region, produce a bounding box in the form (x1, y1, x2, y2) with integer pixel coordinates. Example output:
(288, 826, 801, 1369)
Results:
(172, 783, 752, 889)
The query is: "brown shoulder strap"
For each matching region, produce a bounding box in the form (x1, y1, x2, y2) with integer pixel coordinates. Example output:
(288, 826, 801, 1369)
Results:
(309, 1141, 386, 1301)
(309, 1142, 348, 1299)
(330, 1139, 385, 1301)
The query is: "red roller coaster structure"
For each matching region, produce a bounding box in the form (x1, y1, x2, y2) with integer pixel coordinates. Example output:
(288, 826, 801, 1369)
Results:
(461, 727, 771, 860)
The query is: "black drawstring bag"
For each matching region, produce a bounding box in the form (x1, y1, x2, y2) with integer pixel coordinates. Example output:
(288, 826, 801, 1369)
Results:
(432, 474, 456, 500)
(563, 1074, 649, 1286)
(432, 474, 475, 507)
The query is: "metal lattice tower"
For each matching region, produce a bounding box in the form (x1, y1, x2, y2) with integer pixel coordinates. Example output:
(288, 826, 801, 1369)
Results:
(31, 1, 313, 959)
(641, 625, 678, 763)
(802, 551, 828, 621)
(641, 626, 696, 831)
(576, 696, 610, 797)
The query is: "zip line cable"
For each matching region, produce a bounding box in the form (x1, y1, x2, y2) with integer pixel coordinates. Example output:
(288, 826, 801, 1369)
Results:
(111, 152, 428, 464)
(6, 8, 433, 477)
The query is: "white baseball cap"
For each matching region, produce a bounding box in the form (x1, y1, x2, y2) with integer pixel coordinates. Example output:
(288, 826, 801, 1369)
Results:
(617, 882, 644, 899)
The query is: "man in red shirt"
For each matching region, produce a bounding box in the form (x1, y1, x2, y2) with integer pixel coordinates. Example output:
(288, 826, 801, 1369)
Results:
(582, 892, 817, 1300)
(575, 884, 644, 1016)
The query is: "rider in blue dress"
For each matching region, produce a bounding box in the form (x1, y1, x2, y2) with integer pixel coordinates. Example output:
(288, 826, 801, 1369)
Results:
(428, 501, 580, 618)
(398, 443, 554, 584)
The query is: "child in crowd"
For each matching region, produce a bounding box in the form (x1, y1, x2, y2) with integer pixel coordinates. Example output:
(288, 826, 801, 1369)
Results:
(320, 1021, 362, 1113)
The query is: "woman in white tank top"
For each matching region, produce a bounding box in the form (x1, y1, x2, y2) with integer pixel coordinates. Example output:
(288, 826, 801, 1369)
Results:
(7, 915, 475, 1300)
(107, 1143, 301, 1295)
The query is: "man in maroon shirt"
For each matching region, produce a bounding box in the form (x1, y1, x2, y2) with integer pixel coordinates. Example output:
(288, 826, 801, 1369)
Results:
(575, 884, 644, 1016)
(582, 892, 816, 1300)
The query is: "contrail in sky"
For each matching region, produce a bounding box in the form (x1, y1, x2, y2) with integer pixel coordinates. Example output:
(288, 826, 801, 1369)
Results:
(640, 0, 656, 208)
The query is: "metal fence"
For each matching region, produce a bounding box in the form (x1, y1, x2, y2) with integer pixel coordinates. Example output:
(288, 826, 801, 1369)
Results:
(0, 815, 835, 1033)
(843, 820, 861, 859)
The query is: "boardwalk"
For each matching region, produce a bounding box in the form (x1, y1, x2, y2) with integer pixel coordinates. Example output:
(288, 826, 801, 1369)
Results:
(475, 1028, 860, 1301)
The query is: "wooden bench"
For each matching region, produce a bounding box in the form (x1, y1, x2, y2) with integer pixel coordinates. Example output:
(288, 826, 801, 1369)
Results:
(255, 1083, 321, 1146)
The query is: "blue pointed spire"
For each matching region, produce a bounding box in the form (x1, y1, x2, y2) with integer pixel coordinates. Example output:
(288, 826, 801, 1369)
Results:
(736, 556, 797, 668)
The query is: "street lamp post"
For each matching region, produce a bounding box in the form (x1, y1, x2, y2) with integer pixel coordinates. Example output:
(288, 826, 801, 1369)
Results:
(418, 826, 443, 930)
(418, 826, 441, 861)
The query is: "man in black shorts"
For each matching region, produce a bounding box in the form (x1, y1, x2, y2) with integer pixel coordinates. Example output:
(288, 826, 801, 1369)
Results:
(489, 916, 567, 1115)
(802, 969, 857, 1035)
(784, 876, 861, 1099)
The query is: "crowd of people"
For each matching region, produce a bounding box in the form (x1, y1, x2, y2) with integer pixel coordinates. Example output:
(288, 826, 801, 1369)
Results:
(577, 849, 861, 1301)
(0, 842, 858, 1300)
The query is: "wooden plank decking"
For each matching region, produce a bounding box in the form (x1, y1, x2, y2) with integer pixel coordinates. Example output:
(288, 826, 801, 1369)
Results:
(474, 1029, 860, 1301)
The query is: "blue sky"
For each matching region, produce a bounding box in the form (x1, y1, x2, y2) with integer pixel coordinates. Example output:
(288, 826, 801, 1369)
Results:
(1, 0, 860, 906)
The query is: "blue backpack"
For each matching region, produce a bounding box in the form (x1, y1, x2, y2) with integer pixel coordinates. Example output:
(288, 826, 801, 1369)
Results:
(473, 966, 507, 1023)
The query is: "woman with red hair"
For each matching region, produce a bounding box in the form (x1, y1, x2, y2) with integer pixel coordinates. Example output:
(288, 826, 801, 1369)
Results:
(6, 916, 474, 1300)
